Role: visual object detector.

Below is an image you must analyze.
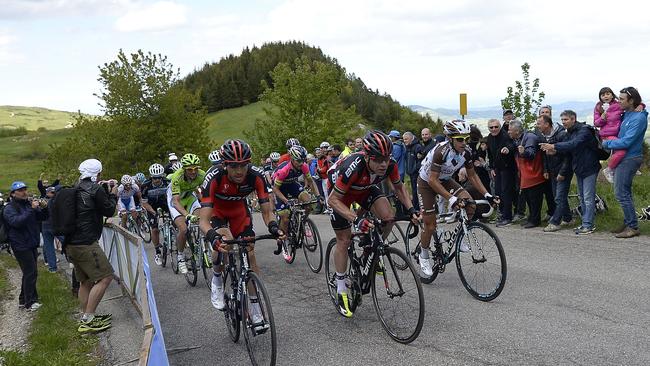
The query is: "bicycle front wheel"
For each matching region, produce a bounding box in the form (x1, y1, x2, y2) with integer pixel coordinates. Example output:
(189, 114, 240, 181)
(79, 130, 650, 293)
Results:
(455, 221, 507, 302)
(139, 217, 151, 243)
(223, 266, 240, 342)
(242, 272, 277, 366)
(301, 218, 323, 273)
(371, 246, 424, 344)
(170, 228, 179, 274)
(184, 244, 198, 287)
(202, 250, 212, 290)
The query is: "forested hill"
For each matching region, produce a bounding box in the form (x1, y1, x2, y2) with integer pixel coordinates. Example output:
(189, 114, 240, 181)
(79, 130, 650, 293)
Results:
(183, 41, 439, 133)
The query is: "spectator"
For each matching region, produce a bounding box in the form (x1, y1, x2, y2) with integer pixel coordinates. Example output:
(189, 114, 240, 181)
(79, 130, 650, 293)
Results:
(502, 109, 515, 130)
(419, 128, 435, 158)
(65, 158, 118, 333)
(164, 153, 178, 175)
(41, 186, 59, 272)
(354, 137, 364, 152)
(487, 119, 517, 226)
(340, 138, 354, 158)
(602, 87, 648, 238)
(537, 115, 573, 232)
(317, 142, 332, 210)
(468, 125, 491, 191)
(37, 172, 60, 198)
(3, 181, 48, 311)
(389, 130, 406, 181)
(329, 144, 342, 163)
(540, 110, 601, 235)
(403, 131, 422, 210)
(508, 119, 546, 228)
(536, 106, 559, 218)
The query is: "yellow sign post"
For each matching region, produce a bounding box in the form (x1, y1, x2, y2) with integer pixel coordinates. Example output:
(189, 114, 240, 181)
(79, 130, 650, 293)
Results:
(459, 93, 467, 119)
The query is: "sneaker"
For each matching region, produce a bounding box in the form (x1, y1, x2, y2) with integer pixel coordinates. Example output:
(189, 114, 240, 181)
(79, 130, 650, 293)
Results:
(95, 314, 113, 323)
(512, 214, 525, 223)
(615, 227, 640, 239)
(603, 167, 614, 183)
(154, 253, 162, 266)
(523, 222, 538, 229)
(78, 318, 112, 333)
(575, 226, 595, 235)
(27, 302, 42, 311)
(418, 253, 433, 276)
(543, 214, 552, 222)
(560, 219, 575, 227)
(178, 259, 188, 274)
(543, 223, 561, 232)
(211, 279, 225, 310)
(610, 224, 627, 234)
(496, 219, 512, 227)
(48, 268, 57, 273)
(336, 292, 354, 318)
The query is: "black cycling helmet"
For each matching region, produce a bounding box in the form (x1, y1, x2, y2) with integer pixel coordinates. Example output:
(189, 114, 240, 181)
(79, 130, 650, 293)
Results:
(221, 139, 252, 163)
(286, 138, 300, 149)
(288, 145, 307, 161)
(363, 130, 393, 158)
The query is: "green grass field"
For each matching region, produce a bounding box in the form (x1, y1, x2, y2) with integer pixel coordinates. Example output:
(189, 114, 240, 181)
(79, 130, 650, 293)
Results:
(0, 106, 81, 131)
(206, 102, 270, 145)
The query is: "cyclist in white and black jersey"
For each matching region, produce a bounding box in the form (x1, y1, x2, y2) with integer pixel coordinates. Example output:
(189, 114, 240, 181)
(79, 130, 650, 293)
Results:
(117, 175, 142, 228)
(417, 120, 498, 277)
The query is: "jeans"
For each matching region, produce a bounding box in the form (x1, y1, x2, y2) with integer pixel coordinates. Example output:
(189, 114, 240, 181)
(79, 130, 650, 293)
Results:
(41, 228, 57, 271)
(549, 173, 573, 225)
(521, 183, 544, 225)
(614, 155, 643, 229)
(542, 179, 556, 217)
(576, 172, 598, 229)
(14, 248, 39, 308)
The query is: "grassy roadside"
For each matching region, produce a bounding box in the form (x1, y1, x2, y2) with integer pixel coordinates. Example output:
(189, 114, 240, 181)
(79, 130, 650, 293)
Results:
(0, 254, 16, 304)
(0, 254, 100, 366)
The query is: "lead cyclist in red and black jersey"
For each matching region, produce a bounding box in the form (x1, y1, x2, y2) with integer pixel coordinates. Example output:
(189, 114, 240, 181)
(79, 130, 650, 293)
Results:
(327, 130, 420, 317)
(199, 139, 285, 314)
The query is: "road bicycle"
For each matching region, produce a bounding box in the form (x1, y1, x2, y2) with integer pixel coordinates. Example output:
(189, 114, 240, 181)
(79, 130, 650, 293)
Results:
(325, 217, 425, 344)
(157, 208, 176, 270)
(220, 234, 277, 366)
(278, 198, 323, 273)
(405, 199, 507, 301)
(182, 217, 212, 289)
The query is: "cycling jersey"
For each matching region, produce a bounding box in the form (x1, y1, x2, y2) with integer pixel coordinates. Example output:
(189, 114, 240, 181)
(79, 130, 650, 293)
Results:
(169, 168, 206, 199)
(200, 165, 270, 237)
(278, 153, 290, 165)
(140, 178, 170, 210)
(117, 184, 140, 199)
(272, 161, 309, 186)
(327, 152, 400, 198)
(418, 141, 474, 182)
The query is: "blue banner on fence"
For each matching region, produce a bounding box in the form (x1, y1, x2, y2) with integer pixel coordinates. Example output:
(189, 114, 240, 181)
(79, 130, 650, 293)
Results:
(142, 245, 170, 366)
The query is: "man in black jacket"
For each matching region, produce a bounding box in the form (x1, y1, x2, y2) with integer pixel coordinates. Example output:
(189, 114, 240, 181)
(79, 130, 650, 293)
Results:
(403, 131, 422, 210)
(537, 115, 573, 232)
(419, 128, 435, 158)
(486, 118, 517, 226)
(65, 158, 118, 333)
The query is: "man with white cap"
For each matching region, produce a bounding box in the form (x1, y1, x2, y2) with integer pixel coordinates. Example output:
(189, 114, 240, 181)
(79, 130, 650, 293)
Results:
(65, 158, 118, 334)
(164, 152, 179, 175)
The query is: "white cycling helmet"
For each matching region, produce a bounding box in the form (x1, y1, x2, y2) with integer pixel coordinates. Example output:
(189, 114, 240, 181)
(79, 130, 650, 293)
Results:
(443, 119, 472, 136)
(319, 141, 330, 149)
(269, 152, 281, 162)
(208, 150, 221, 164)
(168, 152, 178, 161)
(149, 163, 165, 177)
(171, 161, 183, 172)
(121, 174, 132, 185)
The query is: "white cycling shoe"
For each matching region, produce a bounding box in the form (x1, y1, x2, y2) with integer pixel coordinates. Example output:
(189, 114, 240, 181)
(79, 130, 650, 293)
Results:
(419, 252, 434, 276)
(211, 279, 225, 311)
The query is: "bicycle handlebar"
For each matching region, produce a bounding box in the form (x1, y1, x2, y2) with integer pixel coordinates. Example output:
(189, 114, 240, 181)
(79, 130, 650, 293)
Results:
(438, 199, 495, 218)
(221, 234, 276, 245)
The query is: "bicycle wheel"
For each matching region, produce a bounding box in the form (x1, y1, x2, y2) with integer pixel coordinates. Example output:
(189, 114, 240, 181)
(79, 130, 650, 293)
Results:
(371, 246, 424, 344)
(301, 218, 322, 273)
(139, 217, 152, 243)
(242, 272, 277, 366)
(405, 223, 440, 284)
(282, 238, 296, 264)
(170, 227, 179, 274)
(223, 266, 240, 342)
(202, 249, 212, 290)
(455, 221, 507, 302)
(386, 223, 408, 271)
(184, 243, 198, 286)
(324, 239, 339, 307)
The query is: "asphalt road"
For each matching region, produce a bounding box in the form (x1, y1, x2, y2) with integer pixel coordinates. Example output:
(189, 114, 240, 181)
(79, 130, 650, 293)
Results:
(148, 213, 650, 366)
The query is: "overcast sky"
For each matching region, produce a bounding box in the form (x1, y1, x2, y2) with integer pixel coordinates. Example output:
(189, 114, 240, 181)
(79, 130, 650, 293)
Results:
(1, 0, 649, 114)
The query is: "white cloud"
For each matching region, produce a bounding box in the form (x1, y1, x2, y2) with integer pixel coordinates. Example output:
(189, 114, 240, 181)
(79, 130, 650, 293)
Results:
(114, 1, 187, 32)
(0, 29, 21, 66)
(0, 0, 133, 19)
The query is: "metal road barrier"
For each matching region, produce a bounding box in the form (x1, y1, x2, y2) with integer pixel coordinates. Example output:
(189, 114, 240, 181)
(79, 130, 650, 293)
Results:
(98, 223, 170, 366)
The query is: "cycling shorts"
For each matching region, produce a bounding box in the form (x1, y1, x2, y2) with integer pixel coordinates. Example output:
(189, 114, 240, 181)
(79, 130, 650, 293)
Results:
(166, 186, 201, 220)
(210, 200, 254, 239)
(118, 197, 136, 212)
(329, 185, 384, 231)
(416, 177, 464, 216)
(275, 183, 305, 211)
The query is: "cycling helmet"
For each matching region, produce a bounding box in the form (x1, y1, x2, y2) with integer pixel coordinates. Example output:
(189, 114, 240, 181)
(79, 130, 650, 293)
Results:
(168, 152, 178, 161)
(208, 150, 221, 164)
(121, 175, 132, 185)
(363, 130, 393, 158)
(269, 152, 281, 162)
(221, 139, 252, 163)
(319, 141, 330, 149)
(171, 162, 183, 172)
(134, 172, 146, 183)
(181, 153, 200, 168)
(288, 145, 307, 161)
(149, 163, 165, 177)
(286, 138, 300, 149)
(443, 119, 472, 136)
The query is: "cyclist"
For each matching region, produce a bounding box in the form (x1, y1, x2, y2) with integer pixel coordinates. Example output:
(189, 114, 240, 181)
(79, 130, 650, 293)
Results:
(271, 145, 322, 259)
(133, 172, 146, 211)
(327, 130, 419, 318)
(117, 175, 142, 228)
(140, 163, 170, 266)
(164, 153, 179, 175)
(317, 141, 332, 212)
(167, 153, 206, 274)
(199, 139, 285, 324)
(278, 138, 300, 164)
(416, 120, 498, 276)
(208, 149, 223, 169)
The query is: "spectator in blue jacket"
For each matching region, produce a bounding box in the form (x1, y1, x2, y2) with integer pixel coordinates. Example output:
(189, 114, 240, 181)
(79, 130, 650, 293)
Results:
(540, 110, 601, 235)
(389, 130, 406, 181)
(602, 87, 648, 238)
(3, 181, 48, 311)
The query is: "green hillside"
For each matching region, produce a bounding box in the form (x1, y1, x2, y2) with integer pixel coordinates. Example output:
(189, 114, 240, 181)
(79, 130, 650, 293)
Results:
(206, 102, 270, 145)
(0, 106, 82, 130)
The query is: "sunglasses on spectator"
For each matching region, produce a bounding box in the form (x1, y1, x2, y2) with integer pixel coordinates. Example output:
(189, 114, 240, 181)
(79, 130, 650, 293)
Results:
(488, 126, 500, 130)
(453, 135, 470, 142)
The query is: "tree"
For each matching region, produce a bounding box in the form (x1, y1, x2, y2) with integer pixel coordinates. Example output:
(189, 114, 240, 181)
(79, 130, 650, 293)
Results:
(501, 62, 546, 130)
(245, 56, 363, 155)
(47, 50, 211, 182)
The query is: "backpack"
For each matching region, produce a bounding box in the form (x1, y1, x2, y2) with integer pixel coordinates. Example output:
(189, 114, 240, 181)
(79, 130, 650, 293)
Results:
(0, 205, 8, 244)
(585, 124, 611, 161)
(50, 186, 79, 236)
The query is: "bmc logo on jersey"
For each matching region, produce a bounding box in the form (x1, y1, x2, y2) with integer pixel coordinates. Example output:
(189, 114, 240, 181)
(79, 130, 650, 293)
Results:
(345, 157, 362, 178)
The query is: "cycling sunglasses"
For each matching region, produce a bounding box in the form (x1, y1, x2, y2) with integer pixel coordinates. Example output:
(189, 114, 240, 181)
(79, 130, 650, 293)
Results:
(452, 135, 470, 143)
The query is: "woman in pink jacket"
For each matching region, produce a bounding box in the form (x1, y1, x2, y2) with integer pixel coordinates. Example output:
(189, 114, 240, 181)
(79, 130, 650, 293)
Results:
(593, 87, 625, 183)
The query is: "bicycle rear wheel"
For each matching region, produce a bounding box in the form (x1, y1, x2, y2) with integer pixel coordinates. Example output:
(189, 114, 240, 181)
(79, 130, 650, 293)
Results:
(242, 272, 277, 366)
(138, 217, 151, 243)
(455, 221, 507, 302)
(223, 266, 240, 342)
(184, 243, 198, 286)
(301, 218, 322, 273)
(202, 249, 212, 290)
(371, 246, 424, 344)
(170, 227, 179, 274)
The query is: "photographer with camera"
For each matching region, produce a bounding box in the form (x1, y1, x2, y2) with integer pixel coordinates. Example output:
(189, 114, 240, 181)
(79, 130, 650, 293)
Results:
(2, 181, 49, 311)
